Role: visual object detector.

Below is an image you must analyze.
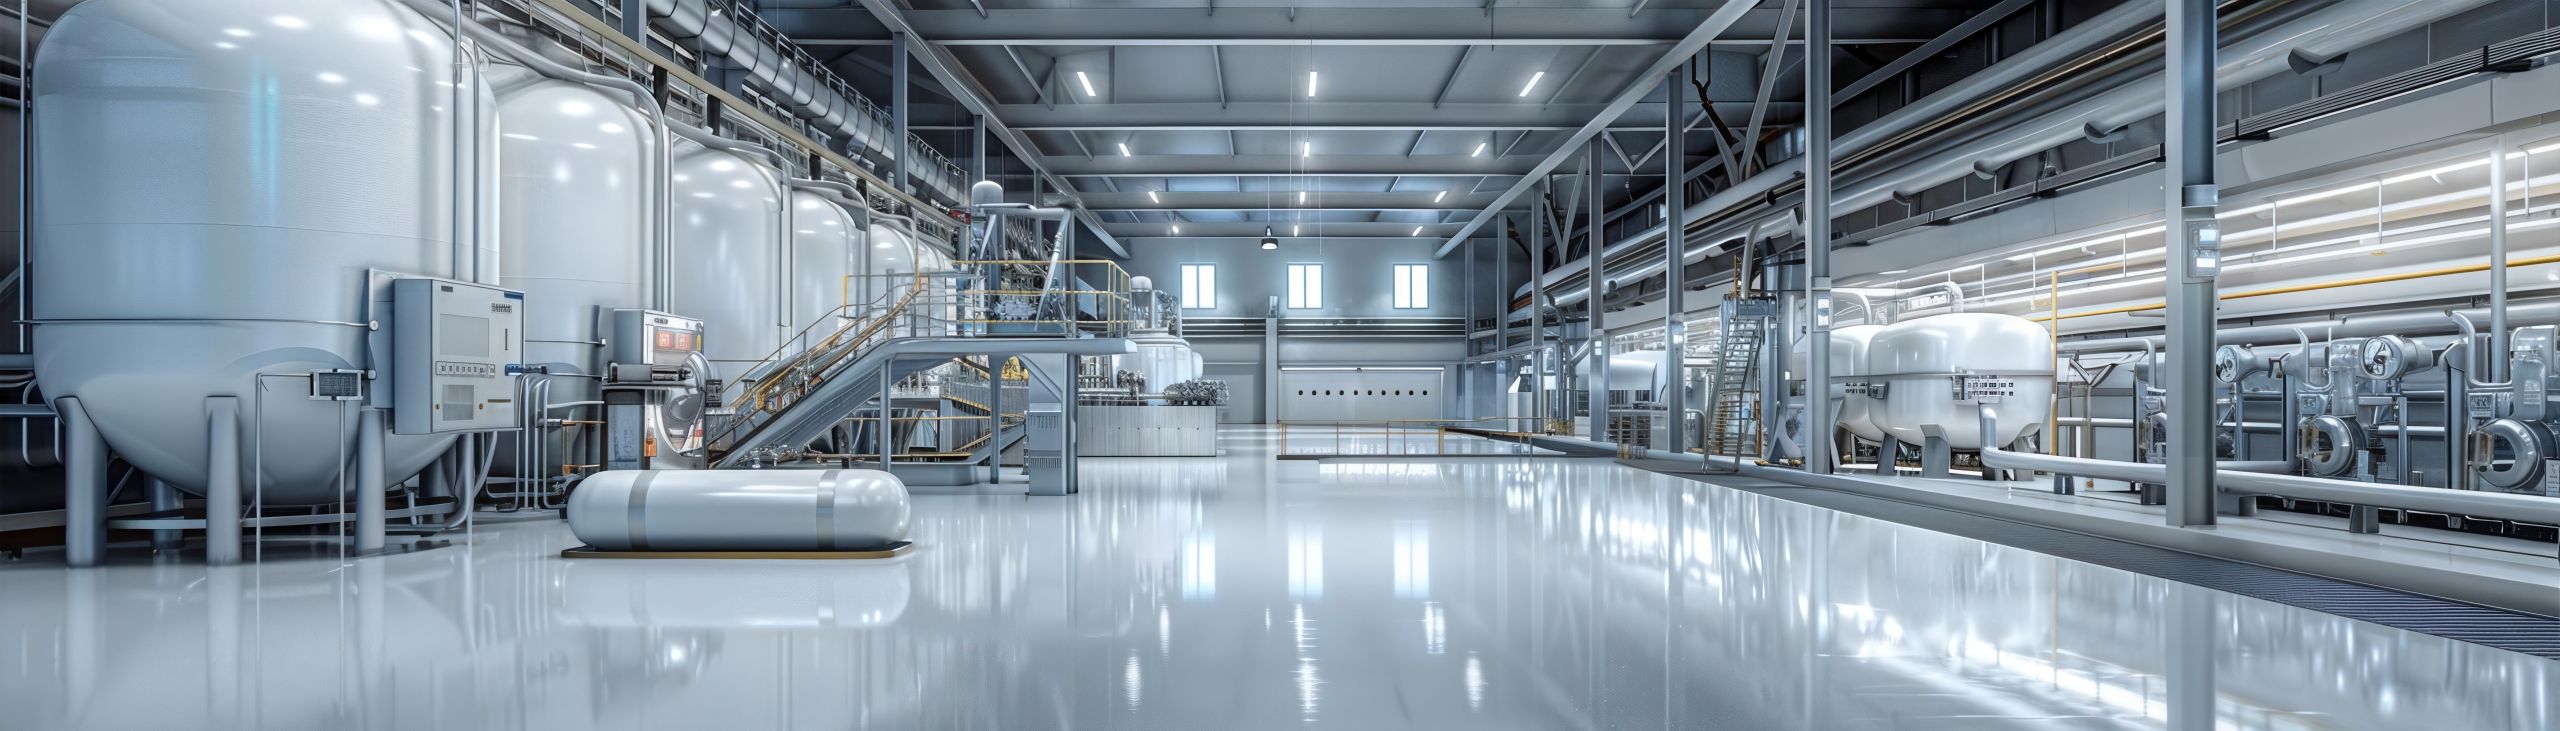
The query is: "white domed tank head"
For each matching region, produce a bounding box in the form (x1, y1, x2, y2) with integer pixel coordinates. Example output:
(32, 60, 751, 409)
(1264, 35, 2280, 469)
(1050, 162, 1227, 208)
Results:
(1866, 314, 2054, 449)
(969, 180, 1006, 208)
(1129, 275, 1154, 292)
(31, 0, 484, 502)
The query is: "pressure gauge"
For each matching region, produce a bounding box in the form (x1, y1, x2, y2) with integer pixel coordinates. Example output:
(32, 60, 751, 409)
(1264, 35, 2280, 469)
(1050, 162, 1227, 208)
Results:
(2213, 344, 2270, 384)
(2357, 335, 2434, 381)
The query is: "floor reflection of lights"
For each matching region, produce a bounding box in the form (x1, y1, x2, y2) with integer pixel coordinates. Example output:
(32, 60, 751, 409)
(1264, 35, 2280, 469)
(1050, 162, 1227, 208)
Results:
(0, 427, 2549, 730)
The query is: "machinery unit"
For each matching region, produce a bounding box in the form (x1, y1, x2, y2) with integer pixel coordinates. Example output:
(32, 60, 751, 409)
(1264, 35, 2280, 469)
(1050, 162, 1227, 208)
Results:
(390, 278, 526, 435)
(605, 310, 707, 471)
(1866, 313, 2055, 450)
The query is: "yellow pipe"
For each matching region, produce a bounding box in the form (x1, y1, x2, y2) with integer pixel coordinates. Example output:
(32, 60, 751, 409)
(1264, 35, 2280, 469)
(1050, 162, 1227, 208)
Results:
(2052, 253, 2560, 320)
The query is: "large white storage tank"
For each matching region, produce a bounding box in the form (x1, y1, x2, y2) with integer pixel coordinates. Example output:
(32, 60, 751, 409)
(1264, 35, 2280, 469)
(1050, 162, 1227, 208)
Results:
(1866, 314, 2054, 449)
(863, 219, 951, 338)
(669, 141, 785, 378)
(1789, 324, 1886, 441)
(789, 190, 863, 353)
(30, 0, 489, 503)
(493, 67, 652, 385)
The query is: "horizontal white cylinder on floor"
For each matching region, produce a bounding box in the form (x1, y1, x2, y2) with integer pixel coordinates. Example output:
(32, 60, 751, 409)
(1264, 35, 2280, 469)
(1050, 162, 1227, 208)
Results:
(567, 469, 910, 551)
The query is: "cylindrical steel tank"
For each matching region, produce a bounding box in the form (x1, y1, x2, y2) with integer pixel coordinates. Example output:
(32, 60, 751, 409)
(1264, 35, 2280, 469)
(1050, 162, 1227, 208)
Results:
(1124, 330, 1201, 387)
(669, 142, 785, 377)
(1789, 324, 1886, 441)
(491, 66, 655, 477)
(1867, 314, 2054, 449)
(565, 469, 911, 551)
(31, 0, 490, 502)
(789, 190, 862, 353)
(862, 219, 950, 338)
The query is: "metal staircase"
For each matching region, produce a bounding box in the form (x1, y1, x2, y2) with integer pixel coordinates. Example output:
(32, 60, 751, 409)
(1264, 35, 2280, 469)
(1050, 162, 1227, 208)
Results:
(1702, 294, 1776, 471)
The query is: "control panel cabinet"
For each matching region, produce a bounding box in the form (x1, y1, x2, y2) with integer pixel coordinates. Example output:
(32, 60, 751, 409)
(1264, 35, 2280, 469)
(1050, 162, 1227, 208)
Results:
(393, 278, 525, 434)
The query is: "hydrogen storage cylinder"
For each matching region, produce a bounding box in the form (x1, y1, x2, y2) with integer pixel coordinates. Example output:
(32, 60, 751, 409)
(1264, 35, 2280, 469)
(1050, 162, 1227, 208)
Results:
(861, 219, 952, 338)
(670, 141, 786, 377)
(789, 190, 862, 353)
(1789, 324, 1886, 441)
(1866, 314, 2054, 449)
(566, 469, 912, 551)
(31, 0, 491, 502)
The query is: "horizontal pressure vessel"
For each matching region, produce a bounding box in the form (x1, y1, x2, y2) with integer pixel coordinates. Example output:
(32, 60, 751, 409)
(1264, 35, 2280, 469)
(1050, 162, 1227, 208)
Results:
(567, 469, 911, 551)
(1867, 314, 2054, 449)
(1789, 324, 1886, 441)
(32, 0, 484, 502)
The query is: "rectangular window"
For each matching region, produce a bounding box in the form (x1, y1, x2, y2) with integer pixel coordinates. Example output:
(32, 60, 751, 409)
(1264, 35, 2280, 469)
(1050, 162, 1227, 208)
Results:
(1391, 264, 1429, 309)
(1286, 263, 1323, 309)
(1180, 264, 1216, 309)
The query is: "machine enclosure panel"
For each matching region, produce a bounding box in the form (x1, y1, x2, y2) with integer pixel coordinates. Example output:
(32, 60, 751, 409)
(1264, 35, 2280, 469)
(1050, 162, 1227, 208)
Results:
(394, 278, 526, 434)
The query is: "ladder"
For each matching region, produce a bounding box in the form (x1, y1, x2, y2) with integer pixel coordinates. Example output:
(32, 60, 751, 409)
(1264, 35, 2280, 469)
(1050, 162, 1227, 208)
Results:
(1702, 294, 1776, 471)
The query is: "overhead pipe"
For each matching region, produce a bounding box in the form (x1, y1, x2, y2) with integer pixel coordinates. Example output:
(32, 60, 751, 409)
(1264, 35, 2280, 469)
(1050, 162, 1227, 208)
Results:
(2060, 300, 2560, 355)
(1522, 0, 2495, 311)
(625, 0, 961, 203)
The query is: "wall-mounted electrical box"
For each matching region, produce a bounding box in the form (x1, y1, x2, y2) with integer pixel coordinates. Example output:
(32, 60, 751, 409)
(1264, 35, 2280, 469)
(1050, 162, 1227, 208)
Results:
(393, 278, 525, 435)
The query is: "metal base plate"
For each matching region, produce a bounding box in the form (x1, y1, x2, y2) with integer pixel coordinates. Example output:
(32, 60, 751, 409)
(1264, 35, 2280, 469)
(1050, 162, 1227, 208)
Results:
(559, 541, 916, 560)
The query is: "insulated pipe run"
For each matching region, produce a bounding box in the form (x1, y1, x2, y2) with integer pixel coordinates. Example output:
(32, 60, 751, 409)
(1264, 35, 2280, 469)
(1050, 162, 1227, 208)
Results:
(2061, 300, 2560, 355)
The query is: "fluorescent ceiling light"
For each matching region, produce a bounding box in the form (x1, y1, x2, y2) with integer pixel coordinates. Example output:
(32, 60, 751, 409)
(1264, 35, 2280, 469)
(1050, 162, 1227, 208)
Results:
(1434, 191, 1447, 203)
(1292, 225, 1301, 236)
(1299, 191, 1308, 204)
(1118, 142, 1132, 157)
(1471, 143, 1488, 157)
(1519, 72, 1546, 97)
(1301, 141, 1312, 158)
(1147, 190, 1160, 203)
(1307, 71, 1319, 98)
(1172, 224, 1182, 234)
(1412, 226, 1424, 236)
(1076, 71, 1097, 97)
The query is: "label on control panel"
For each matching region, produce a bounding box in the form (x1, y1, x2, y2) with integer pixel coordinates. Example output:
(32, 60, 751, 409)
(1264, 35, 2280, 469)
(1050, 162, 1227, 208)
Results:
(434, 361, 500, 378)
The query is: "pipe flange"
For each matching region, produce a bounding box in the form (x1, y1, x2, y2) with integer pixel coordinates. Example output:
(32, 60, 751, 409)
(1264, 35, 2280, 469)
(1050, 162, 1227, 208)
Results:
(2472, 418, 2552, 492)
(2298, 415, 2363, 477)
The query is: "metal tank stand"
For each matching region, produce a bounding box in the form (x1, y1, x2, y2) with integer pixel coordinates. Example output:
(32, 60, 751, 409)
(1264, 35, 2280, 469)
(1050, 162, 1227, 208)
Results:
(1919, 429, 1953, 479)
(58, 396, 105, 567)
(355, 408, 386, 555)
(206, 397, 242, 565)
(147, 478, 183, 553)
(1875, 435, 1901, 476)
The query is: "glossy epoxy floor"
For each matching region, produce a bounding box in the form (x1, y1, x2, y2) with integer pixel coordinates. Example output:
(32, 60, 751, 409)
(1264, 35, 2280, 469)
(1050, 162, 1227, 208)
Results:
(3, 428, 2555, 730)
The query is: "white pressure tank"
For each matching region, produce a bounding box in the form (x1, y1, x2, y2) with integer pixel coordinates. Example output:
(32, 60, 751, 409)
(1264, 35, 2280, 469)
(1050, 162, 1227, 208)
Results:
(494, 66, 653, 379)
(566, 469, 911, 551)
(1789, 324, 1887, 441)
(863, 220, 952, 338)
(669, 141, 785, 377)
(31, 0, 490, 503)
(1866, 314, 2054, 449)
(789, 190, 863, 353)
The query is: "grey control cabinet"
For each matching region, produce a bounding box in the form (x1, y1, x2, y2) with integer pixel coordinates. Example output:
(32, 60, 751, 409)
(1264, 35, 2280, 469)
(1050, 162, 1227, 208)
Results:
(392, 278, 525, 435)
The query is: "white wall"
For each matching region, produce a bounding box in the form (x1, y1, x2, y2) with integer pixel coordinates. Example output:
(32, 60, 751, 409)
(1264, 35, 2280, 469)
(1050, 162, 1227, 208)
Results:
(1276, 369, 1444, 422)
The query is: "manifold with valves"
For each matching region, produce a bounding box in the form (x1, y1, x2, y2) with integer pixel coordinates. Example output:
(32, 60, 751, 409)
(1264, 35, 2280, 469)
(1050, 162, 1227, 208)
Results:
(2469, 326, 2560, 494)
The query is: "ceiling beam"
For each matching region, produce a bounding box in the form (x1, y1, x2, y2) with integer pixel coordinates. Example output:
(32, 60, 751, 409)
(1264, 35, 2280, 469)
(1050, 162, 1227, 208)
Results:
(851, 0, 1125, 258)
(996, 101, 1802, 131)
(1433, 0, 1760, 259)
(1079, 192, 1513, 210)
(765, 7, 1961, 46)
(1044, 154, 1541, 177)
(1103, 225, 1468, 238)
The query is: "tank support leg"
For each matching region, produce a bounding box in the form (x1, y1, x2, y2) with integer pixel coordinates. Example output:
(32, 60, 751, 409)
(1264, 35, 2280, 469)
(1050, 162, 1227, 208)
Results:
(1875, 435, 1900, 476)
(206, 398, 242, 565)
(356, 408, 386, 555)
(148, 477, 183, 553)
(59, 396, 106, 567)
(1920, 433, 1952, 479)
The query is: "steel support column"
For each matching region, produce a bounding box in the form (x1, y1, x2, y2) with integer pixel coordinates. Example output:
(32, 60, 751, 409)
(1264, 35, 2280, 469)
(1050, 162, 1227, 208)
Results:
(1586, 142, 1609, 441)
(60, 396, 104, 567)
(1531, 179, 1548, 431)
(971, 115, 988, 185)
(1803, 0, 1834, 475)
(892, 31, 911, 194)
(1496, 216, 1510, 352)
(1662, 64, 1690, 460)
(355, 408, 385, 555)
(2164, 0, 2218, 527)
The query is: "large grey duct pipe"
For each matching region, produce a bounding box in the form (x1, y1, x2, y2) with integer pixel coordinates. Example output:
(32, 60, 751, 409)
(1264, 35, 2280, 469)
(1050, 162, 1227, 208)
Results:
(1525, 0, 2495, 309)
(631, 0, 959, 203)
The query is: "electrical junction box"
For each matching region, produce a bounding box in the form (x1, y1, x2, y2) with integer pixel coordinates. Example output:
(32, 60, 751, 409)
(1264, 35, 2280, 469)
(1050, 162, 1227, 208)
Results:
(393, 278, 524, 435)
